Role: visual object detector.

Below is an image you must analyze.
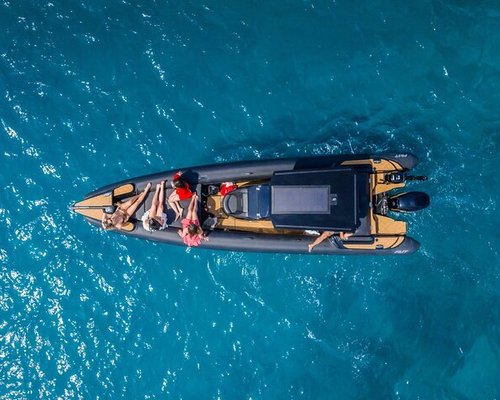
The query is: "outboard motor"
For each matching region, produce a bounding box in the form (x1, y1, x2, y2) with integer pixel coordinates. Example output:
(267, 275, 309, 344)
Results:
(388, 191, 430, 212)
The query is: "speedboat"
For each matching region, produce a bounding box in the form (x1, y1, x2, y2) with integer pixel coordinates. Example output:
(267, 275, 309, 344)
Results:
(72, 153, 430, 255)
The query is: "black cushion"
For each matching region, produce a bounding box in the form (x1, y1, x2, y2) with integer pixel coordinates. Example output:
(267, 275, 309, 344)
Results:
(223, 188, 248, 216)
(223, 185, 270, 220)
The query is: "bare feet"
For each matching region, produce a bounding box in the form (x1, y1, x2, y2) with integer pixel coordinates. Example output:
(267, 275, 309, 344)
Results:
(308, 244, 314, 253)
(144, 182, 152, 192)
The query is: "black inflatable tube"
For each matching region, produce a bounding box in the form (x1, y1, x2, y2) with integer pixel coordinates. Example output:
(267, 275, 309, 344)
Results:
(86, 153, 419, 198)
(86, 217, 420, 255)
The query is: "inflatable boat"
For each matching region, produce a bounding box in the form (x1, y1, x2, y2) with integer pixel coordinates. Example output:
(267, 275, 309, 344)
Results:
(72, 153, 430, 255)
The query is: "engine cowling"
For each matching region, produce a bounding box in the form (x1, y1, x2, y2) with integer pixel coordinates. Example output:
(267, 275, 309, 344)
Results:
(388, 191, 430, 212)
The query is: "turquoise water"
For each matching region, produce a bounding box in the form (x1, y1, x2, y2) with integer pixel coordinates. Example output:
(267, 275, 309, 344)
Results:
(1, 0, 499, 398)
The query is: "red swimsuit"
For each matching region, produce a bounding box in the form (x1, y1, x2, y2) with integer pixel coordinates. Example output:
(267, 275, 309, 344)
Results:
(173, 172, 193, 200)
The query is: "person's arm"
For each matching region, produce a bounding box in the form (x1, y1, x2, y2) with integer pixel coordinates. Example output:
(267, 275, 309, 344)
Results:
(178, 223, 190, 237)
(101, 214, 113, 230)
(339, 232, 353, 240)
(308, 231, 334, 252)
(198, 226, 209, 241)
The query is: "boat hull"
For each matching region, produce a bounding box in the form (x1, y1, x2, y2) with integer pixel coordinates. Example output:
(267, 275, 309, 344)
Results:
(76, 153, 423, 255)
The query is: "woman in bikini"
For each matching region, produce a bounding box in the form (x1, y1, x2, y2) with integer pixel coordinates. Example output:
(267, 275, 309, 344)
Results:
(177, 193, 208, 247)
(168, 171, 193, 220)
(142, 181, 168, 232)
(101, 183, 152, 230)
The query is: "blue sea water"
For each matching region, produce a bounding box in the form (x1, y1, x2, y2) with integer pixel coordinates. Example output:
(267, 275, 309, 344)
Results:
(1, 0, 499, 398)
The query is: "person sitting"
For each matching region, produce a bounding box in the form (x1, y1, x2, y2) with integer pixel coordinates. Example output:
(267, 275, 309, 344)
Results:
(142, 181, 167, 232)
(307, 231, 353, 252)
(102, 183, 151, 230)
(168, 171, 193, 220)
(177, 193, 208, 247)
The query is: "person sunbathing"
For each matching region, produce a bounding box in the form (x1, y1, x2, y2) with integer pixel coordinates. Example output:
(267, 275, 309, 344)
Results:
(168, 171, 193, 221)
(177, 193, 208, 247)
(307, 231, 353, 252)
(101, 183, 151, 230)
(142, 181, 167, 232)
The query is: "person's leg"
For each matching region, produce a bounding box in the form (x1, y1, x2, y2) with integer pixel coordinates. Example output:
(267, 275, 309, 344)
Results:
(191, 193, 199, 223)
(124, 183, 151, 218)
(168, 191, 183, 220)
(117, 193, 141, 209)
(308, 231, 333, 252)
(156, 181, 165, 219)
(186, 194, 198, 221)
(118, 183, 151, 210)
(185, 196, 194, 220)
(148, 184, 160, 217)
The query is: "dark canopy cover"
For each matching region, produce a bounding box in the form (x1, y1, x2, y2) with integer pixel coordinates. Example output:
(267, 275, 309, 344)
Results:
(270, 168, 368, 231)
